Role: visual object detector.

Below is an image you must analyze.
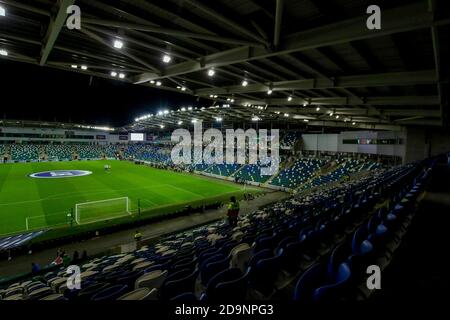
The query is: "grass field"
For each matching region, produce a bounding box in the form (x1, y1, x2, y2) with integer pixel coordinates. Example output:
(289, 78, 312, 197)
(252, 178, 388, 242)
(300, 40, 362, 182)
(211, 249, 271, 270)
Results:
(0, 160, 255, 236)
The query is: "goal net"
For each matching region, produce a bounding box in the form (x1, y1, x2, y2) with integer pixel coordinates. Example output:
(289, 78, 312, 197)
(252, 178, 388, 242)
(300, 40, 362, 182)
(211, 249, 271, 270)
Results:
(75, 197, 131, 225)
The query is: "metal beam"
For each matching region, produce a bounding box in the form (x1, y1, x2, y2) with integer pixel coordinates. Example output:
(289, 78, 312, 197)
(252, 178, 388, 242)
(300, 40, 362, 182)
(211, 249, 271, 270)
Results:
(78, 0, 217, 54)
(0, 0, 50, 16)
(271, 107, 440, 118)
(39, 0, 75, 66)
(181, 0, 268, 45)
(81, 25, 196, 62)
(305, 121, 402, 131)
(81, 18, 264, 47)
(264, 95, 439, 106)
(193, 70, 436, 95)
(78, 27, 159, 72)
(273, 0, 284, 48)
(428, 0, 445, 126)
(134, 2, 439, 82)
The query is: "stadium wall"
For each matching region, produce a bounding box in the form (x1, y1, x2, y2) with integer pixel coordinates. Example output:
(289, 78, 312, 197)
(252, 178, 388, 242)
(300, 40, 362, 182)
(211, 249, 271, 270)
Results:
(0, 126, 155, 144)
(301, 131, 405, 158)
(404, 128, 450, 163)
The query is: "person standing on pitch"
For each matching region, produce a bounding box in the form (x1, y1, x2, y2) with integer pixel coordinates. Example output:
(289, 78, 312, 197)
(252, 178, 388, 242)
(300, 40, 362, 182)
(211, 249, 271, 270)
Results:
(227, 196, 240, 227)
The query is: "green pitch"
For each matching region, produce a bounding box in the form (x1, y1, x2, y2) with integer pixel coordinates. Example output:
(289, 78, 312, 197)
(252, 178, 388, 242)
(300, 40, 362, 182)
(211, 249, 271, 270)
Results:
(0, 160, 254, 236)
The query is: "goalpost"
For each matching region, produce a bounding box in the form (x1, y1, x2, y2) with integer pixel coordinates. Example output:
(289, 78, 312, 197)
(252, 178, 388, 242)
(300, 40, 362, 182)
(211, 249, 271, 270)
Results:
(74, 197, 131, 225)
(24, 197, 132, 231)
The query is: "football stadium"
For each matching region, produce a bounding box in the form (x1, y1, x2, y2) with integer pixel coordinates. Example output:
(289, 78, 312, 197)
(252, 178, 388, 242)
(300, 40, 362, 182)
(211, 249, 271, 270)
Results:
(0, 0, 449, 314)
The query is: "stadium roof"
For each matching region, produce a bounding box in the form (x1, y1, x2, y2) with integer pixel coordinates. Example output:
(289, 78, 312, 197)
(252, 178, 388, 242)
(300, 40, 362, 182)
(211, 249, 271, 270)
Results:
(0, 0, 449, 131)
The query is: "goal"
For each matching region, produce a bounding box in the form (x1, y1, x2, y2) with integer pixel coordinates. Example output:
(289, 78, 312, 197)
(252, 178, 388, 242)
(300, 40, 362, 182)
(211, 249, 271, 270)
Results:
(74, 197, 131, 225)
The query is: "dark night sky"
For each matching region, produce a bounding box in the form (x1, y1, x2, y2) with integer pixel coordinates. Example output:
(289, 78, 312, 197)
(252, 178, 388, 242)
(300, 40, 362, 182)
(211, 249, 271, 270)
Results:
(0, 59, 202, 127)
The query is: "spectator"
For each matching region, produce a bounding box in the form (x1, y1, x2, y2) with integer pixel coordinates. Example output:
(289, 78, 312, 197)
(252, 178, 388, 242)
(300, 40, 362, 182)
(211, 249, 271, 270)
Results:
(227, 196, 240, 227)
(52, 254, 63, 265)
(31, 262, 40, 274)
(63, 253, 71, 266)
(72, 250, 80, 264)
(134, 230, 143, 242)
(81, 250, 88, 261)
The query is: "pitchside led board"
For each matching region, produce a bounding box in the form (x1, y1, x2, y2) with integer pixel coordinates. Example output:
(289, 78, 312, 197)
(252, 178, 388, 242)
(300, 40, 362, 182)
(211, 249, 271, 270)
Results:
(130, 133, 145, 141)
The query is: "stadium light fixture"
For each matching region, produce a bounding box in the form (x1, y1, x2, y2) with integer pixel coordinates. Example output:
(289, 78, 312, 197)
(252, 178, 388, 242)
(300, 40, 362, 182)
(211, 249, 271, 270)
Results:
(110, 71, 117, 77)
(162, 54, 171, 63)
(160, 124, 165, 129)
(156, 81, 162, 86)
(213, 95, 218, 98)
(329, 112, 334, 116)
(188, 106, 193, 111)
(303, 102, 307, 107)
(230, 99, 234, 103)
(284, 113, 289, 117)
(251, 116, 261, 121)
(352, 122, 356, 125)
(287, 96, 293, 102)
(191, 119, 198, 123)
(118, 73, 125, 79)
(163, 110, 169, 115)
(181, 107, 186, 112)
(0, 49, 8, 56)
(181, 87, 186, 91)
(242, 80, 248, 87)
(113, 40, 123, 49)
(71, 65, 78, 69)
(267, 89, 273, 95)
(303, 119, 309, 122)
(150, 80, 155, 84)
(0, 6, 5, 17)
(215, 117, 223, 122)
(316, 107, 320, 111)
(81, 65, 88, 70)
(178, 121, 183, 125)
(335, 115, 340, 119)
(207, 68, 215, 77)
(209, 95, 214, 98)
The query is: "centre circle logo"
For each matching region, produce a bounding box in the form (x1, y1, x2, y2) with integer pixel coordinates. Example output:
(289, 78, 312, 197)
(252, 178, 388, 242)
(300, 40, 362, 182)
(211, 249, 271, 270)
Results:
(29, 170, 93, 179)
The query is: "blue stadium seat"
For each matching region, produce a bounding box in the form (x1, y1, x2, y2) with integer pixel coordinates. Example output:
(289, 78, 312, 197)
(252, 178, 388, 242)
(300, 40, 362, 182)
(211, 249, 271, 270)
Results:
(91, 285, 129, 301)
(160, 269, 199, 300)
(200, 255, 229, 286)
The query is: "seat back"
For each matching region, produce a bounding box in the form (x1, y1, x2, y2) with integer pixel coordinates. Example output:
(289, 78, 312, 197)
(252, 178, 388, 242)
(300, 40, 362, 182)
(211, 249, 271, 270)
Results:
(293, 263, 325, 302)
(212, 269, 249, 301)
(327, 242, 350, 279)
(231, 245, 252, 272)
(313, 262, 352, 302)
(117, 288, 151, 300)
(205, 268, 242, 300)
(160, 269, 198, 300)
(200, 255, 229, 285)
(352, 224, 368, 253)
(135, 270, 168, 290)
(91, 285, 129, 301)
(76, 282, 110, 301)
(249, 254, 282, 295)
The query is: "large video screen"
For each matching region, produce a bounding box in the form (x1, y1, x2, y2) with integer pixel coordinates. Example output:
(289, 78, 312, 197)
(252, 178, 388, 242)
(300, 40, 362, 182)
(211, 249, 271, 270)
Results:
(130, 133, 144, 141)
